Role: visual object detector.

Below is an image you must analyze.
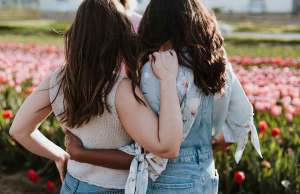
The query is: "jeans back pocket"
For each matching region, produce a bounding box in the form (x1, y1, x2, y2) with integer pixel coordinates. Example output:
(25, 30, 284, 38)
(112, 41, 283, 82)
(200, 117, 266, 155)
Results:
(202, 169, 219, 194)
(150, 175, 194, 194)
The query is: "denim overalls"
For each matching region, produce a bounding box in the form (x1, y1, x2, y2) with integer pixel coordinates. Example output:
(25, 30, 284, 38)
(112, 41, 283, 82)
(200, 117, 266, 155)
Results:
(147, 95, 219, 194)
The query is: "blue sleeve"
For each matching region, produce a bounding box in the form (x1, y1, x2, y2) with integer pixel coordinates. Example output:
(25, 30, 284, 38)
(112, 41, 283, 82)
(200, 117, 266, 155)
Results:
(140, 62, 161, 114)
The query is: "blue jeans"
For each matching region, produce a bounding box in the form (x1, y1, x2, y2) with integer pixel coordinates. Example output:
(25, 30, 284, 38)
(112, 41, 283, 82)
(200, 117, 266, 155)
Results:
(60, 172, 125, 194)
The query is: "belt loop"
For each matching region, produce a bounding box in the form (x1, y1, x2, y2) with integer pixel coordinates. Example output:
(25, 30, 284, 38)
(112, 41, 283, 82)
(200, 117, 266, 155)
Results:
(196, 147, 201, 165)
(74, 176, 80, 193)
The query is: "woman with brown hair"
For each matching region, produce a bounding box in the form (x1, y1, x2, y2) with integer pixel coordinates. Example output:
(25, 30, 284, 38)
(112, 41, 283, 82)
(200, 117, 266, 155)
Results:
(9, 0, 184, 193)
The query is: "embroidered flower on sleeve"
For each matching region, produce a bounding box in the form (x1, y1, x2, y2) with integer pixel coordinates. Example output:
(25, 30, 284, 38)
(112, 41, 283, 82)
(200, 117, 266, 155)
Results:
(183, 79, 190, 92)
(188, 98, 201, 116)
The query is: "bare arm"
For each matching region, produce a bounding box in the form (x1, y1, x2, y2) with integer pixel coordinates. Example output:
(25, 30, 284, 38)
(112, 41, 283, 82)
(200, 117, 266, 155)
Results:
(116, 51, 183, 158)
(9, 75, 69, 181)
(77, 149, 133, 169)
(65, 131, 133, 169)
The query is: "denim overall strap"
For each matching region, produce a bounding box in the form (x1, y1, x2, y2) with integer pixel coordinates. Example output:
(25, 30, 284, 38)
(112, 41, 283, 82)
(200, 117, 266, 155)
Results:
(181, 94, 214, 149)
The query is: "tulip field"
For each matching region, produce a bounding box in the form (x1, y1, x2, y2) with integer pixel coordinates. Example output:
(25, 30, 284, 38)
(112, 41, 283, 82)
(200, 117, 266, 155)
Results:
(0, 42, 300, 194)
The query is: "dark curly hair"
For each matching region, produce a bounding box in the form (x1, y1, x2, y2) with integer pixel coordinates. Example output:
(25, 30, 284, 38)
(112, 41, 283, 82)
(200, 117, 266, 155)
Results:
(138, 0, 226, 95)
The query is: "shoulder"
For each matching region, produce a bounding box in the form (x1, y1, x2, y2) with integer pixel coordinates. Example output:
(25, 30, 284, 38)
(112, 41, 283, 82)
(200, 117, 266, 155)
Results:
(116, 79, 144, 108)
(48, 66, 64, 102)
(49, 66, 63, 88)
(116, 78, 132, 96)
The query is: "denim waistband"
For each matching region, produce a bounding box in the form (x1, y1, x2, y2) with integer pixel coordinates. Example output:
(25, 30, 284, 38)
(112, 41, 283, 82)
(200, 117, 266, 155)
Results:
(168, 146, 213, 164)
(64, 172, 80, 191)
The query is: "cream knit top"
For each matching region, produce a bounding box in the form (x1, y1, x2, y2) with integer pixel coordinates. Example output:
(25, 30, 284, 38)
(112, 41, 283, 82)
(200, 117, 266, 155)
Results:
(49, 68, 132, 189)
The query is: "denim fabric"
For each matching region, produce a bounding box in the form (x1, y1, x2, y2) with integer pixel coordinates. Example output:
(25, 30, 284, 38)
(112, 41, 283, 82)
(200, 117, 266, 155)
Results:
(147, 95, 219, 194)
(60, 173, 125, 194)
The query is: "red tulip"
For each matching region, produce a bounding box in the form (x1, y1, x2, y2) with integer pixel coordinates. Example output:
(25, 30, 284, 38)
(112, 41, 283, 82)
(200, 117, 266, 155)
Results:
(46, 180, 56, 192)
(2, 110, 14, 119)
(234, 171, 246, 185)
(271, 127, 281, 137)
(0, 74, 7, 84)
(25, 86, 35, 94)
(258, 121, 268, 135)
(27, 169, 40, 183)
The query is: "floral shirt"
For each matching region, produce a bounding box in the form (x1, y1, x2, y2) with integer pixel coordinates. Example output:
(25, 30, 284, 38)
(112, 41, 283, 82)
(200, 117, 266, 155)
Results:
(119, 61, 262, 194)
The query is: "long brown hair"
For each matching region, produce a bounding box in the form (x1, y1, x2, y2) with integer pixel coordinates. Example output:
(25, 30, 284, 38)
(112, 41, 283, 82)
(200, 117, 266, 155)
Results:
(139, 0, 226, 95)
(57, 0, 141, 128)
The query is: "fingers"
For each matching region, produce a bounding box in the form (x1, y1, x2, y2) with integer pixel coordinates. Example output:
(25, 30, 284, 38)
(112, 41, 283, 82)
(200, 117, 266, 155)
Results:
(151, 52, 162, 69)
(60, 172, 64, 183)
(59, 164, 66, 183)
(153, 50, 177, 63)
(152, 52, 161, 64)
(149, 54, 154, 64)
(56, 162, 65, 183)
(61, 160, 68, 182)
(169, 50, 177, 58)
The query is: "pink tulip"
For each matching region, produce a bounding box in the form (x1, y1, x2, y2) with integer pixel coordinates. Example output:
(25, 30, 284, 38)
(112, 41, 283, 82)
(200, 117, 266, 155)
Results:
(254, 102, 268, 112)
(292, 98, 300, 107)
(270, 105, 282, 117)
(1, 44, 300, 121)
(284, 104, 296, 115)
(285, 113, 294, 122)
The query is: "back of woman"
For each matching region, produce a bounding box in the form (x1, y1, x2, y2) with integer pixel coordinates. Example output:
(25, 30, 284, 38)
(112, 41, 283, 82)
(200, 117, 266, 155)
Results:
(49, 70, 131, 189)
(48, 0, 140, 191)
(136, 0, 225, 193)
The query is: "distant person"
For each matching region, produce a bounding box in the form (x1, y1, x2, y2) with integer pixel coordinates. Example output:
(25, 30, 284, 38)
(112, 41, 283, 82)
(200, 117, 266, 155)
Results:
(9, 0, 183, 193)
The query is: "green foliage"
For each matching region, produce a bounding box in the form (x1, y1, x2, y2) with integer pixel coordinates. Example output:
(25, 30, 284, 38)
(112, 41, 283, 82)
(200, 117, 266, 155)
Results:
(0, 20, 70, 36)
(215, 112, 300, 194)
(225, 42, 300, 58)
(231, 22, 300, 34)
(0, 85, 64, 177)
